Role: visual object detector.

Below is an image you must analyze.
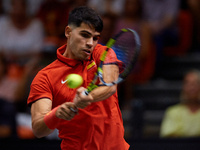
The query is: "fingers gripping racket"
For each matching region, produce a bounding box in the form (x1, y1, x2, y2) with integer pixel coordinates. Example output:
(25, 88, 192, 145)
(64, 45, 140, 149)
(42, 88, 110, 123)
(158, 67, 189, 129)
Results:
(83, 28, 141, 95)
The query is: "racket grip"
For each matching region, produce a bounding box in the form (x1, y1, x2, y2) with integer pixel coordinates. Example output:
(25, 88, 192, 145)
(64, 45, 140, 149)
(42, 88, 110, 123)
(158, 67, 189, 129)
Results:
(82, 90, 89, 96)
(69, 107, 78, 113)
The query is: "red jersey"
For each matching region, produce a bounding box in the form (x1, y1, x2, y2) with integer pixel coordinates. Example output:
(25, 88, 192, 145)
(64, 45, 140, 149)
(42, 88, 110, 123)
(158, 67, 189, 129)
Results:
(27, 44, 130, 150)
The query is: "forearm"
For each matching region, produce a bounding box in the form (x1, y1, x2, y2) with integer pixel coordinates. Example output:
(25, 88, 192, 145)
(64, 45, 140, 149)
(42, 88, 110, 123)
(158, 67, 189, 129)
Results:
(31, 99, 77, 138)
(89, 64, 118, 102)
(31, 99, 54, 138)
(31, 114, 54, 138)
(31, 102, 53, 138)
(74, 65, 119, 108)
(90, 84, 117, 102)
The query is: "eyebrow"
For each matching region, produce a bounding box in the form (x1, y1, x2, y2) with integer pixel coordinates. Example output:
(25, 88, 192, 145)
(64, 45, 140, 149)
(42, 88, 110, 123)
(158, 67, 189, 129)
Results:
(80, 30, 100, 37)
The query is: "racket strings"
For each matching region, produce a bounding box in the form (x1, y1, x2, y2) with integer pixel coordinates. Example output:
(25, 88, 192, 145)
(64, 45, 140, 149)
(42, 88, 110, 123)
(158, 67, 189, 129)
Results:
(112, 31, 138, 78)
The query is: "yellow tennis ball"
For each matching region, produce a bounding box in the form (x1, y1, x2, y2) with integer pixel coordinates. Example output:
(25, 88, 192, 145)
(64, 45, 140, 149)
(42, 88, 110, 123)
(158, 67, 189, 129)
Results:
(66, 74, 83, 89)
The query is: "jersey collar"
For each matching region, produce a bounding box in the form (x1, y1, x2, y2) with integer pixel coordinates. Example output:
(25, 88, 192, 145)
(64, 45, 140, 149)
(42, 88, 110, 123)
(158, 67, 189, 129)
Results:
(57, 44, 83, 67)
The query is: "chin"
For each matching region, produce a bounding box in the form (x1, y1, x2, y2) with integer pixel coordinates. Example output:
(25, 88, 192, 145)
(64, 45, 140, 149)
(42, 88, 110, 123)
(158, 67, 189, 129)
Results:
(77, 56, 89, 61)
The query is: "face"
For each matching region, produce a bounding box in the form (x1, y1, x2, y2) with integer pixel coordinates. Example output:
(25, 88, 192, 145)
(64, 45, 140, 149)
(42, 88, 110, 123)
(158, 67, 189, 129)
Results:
(183, 72, 200, 102)
(64, 23, 100, 60)
(124, 0, 140, 16)
(11, 0, 26, 16)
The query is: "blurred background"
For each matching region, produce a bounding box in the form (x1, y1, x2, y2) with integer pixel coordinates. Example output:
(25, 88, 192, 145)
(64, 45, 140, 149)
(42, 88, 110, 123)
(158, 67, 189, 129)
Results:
(0, 0, 200, 149)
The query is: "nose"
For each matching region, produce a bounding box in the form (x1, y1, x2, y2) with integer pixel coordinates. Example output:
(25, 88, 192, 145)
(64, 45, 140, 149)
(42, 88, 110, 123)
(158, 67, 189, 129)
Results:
(86, 37, 93, 48)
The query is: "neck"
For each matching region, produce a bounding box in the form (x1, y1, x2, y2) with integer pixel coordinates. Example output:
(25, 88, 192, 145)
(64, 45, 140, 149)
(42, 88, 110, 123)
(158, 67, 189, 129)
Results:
(63, 46, 74, 59)
(11, 14, 29, 29)
(184, 102, 200, 113)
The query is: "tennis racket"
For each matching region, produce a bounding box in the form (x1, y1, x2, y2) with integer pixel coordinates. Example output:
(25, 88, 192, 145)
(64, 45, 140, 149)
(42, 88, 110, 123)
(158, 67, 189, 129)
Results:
(83, 28, 141, 95)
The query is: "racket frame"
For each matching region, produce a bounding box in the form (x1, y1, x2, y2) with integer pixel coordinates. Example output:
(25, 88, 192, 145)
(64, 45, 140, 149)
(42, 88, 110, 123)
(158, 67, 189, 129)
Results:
(84, 28, 141, 95)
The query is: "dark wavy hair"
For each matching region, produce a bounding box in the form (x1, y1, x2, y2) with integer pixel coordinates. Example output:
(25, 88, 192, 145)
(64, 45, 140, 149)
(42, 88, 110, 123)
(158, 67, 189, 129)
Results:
(68, 6, 103, 32)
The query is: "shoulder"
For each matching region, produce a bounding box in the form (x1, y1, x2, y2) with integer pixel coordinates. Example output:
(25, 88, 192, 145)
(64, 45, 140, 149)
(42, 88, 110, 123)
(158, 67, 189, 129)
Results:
(92, 44, 106, 59)
(93, 44, 106, 52)
(0, 15, 10, 26)
(93, 44, 116, 55)
(165, 104, 185, 114)
(29, 18, 44, 29)
(32, 60, 60, 82)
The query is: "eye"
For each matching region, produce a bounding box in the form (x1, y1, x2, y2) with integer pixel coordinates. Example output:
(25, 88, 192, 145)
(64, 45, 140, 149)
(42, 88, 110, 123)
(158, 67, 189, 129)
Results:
(93, 36, 100, 41)
(81, 33, 90, 38)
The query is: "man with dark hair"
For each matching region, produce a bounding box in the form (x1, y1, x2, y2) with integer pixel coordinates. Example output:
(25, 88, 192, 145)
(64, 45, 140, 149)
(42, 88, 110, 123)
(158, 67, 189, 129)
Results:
(68, 6, 103, 32)
(28, 6, 129, 150)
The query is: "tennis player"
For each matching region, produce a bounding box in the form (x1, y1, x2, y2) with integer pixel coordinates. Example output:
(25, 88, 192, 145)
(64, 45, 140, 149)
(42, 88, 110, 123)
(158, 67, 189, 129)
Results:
(27, 6, 130, 150)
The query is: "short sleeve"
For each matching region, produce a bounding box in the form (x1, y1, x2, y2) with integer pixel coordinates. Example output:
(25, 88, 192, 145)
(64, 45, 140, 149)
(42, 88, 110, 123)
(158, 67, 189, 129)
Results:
(93, 44, 124, 73)
(27, 71, 53, 106)
(103, 48, 124, 73)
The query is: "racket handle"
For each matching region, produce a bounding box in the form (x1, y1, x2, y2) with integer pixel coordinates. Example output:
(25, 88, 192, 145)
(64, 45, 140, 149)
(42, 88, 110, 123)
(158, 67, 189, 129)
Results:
(82, 90, 89, 96)
(69, 107, 78, 113)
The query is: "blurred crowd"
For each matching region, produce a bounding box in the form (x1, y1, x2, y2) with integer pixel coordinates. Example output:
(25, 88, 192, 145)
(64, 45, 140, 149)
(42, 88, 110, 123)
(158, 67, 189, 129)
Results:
(160, 69, 200, 138)
(0, 0, 200, 140)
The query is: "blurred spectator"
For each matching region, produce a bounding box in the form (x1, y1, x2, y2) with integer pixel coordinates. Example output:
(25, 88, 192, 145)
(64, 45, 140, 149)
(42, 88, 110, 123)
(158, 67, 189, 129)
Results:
(160, 69, 200, 137)
(0, 0, 44, 65)
(162, 2, 193, 56)
(0, 0, 44, 139)
(0, 0, 44, 78)
(142, 0, 180, 74)
(26, 0, 45, 16)
(0, 53, 38, 139)
(37, 0, 72, 52)
(187, 0, 200, 51)
(0, 0, 5, 16)
(142, 0, 180, 34)
(37, 0, 91, 53)
(2, 0, 44, 17)
(98, 13, 117, 45)
(37, 0, 69, 38)
(113, 0, 155, 108)
(0, 53, 17, 138)
(69, 0, 89, 10)
(88, 0, 124, 16)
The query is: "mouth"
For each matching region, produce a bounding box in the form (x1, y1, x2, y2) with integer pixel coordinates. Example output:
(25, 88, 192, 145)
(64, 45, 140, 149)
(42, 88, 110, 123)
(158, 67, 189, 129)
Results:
(83, 49, 91, 56)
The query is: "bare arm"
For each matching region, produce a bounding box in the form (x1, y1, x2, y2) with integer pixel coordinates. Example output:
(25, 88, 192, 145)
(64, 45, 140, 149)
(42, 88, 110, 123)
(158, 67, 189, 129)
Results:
(31, 98, 53, 138)
(90, 64, 119, 101)
(31, 98, 78, 138)
(74, 64, 119, 108)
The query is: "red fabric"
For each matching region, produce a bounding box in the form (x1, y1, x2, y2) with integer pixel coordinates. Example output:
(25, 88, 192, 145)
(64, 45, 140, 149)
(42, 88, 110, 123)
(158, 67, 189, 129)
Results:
(104, 48, 125, 73)
(44, 106, 61, 130)
(27, 44, 129, 150)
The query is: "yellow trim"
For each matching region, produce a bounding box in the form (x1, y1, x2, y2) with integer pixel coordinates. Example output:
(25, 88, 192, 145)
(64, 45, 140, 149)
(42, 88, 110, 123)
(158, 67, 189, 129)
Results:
(87, 61, 96, 70)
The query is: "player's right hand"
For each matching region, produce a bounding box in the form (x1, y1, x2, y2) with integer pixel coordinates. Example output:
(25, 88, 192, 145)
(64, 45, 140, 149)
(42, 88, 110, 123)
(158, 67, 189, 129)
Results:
(73, 87, 93, 109)
(55, 102, 78, 120)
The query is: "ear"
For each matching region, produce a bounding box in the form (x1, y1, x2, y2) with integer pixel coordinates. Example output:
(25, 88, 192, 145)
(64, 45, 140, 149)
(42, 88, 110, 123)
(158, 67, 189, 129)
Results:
(65, 26, 71, 38)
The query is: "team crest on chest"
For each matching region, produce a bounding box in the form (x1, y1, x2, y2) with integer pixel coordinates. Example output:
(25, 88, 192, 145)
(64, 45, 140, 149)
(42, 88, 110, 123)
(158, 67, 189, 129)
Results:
(87, 61, 96, 71)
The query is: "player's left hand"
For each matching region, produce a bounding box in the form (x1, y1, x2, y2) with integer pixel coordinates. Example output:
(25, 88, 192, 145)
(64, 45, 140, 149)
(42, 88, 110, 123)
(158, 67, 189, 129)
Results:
(56, 102, 78, 120)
